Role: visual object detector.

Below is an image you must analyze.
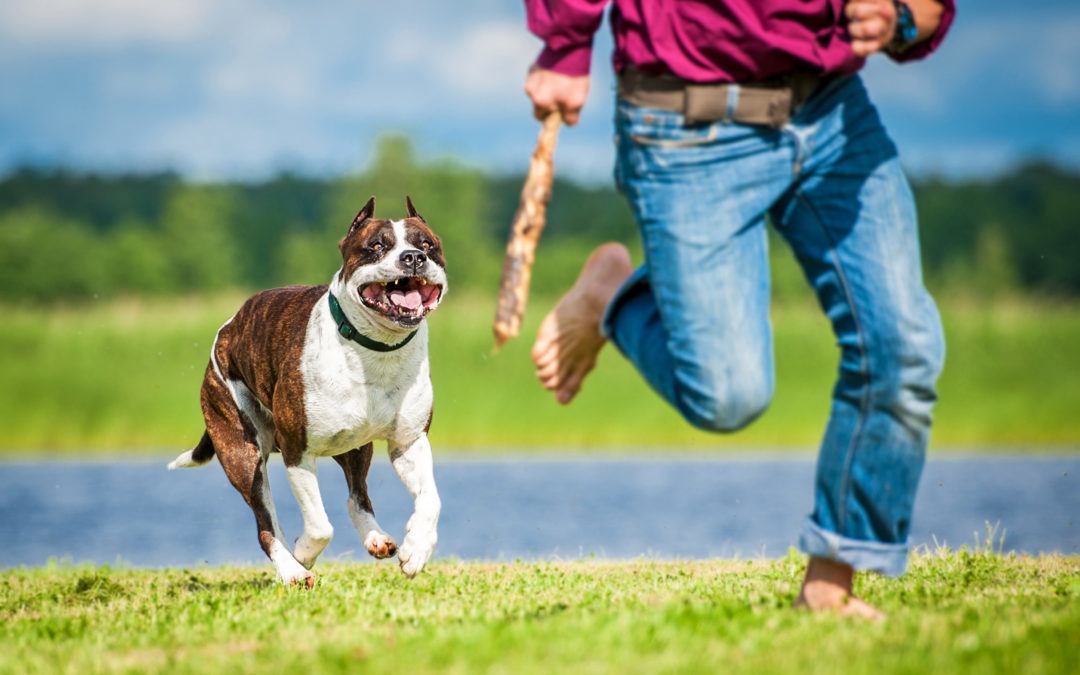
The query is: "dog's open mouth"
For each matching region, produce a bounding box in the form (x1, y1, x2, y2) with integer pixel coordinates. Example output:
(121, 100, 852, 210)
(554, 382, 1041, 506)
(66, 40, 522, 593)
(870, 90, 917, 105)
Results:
(360, 277, 443, 326)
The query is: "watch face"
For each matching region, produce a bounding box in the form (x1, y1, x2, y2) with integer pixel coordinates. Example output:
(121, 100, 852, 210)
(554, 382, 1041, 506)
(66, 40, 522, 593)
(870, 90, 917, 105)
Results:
(902, 18, 919, 43)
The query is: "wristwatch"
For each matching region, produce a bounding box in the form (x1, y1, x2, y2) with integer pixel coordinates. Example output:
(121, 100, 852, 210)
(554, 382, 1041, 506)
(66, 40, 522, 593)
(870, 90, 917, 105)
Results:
(888, 0, 919, 54)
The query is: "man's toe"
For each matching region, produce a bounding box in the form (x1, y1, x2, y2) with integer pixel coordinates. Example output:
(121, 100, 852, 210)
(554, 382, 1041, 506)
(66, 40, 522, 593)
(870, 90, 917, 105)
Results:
(531, 324, 559, 361)
(557, 372, 587, 404)
(536, 359, 560, 379)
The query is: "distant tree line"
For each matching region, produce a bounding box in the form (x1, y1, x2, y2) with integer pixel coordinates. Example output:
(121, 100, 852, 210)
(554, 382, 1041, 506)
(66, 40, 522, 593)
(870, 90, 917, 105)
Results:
(0, 136, 1077, 303)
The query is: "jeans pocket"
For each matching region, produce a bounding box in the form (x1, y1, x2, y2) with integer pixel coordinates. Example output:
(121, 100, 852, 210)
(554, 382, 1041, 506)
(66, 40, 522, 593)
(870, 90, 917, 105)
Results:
(617, 99, 719, 149)
(617, 104, 710, 176)
(630, 124, 720, 149)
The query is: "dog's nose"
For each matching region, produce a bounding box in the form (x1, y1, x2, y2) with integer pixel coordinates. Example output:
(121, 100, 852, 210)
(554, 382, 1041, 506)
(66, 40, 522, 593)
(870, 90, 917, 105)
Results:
(398, 249, 427, 271)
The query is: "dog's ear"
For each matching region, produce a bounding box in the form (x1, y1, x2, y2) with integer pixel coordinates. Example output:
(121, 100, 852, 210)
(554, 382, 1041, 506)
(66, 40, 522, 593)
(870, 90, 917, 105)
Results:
(405, 195, 425, 221)
(350, 196, 376, 230)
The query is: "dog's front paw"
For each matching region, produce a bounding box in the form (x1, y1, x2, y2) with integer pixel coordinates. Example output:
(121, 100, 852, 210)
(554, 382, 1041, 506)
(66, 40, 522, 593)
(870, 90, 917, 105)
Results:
(271, 539, 317, 588)
(397, 534, 436, 578)
(364, 530, 398, 559)
(293, 531, 332, 570)
(279, 567, 316, 589)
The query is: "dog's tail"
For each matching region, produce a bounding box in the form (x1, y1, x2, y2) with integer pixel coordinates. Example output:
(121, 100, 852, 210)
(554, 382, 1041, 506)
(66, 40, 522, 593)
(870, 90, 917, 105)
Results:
(168, 430, 216, 470)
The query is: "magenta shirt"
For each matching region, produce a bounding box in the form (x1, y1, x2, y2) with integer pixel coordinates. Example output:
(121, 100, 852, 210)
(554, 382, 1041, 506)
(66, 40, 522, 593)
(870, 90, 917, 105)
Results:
(527, 0, 956, 82)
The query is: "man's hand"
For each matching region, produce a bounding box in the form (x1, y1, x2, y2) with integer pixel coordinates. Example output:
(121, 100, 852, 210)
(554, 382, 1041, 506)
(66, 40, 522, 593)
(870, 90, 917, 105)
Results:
(845, 0, 898, 57)
(525, 65, 590, 126)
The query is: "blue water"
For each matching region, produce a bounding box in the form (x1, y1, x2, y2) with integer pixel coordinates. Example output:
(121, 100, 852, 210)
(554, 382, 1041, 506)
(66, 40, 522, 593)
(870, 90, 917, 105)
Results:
(0, 456, 1076, 568)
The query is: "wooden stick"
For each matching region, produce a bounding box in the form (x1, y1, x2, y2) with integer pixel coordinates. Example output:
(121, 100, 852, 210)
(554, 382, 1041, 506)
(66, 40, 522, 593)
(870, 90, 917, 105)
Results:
(492, 111, 562, 349)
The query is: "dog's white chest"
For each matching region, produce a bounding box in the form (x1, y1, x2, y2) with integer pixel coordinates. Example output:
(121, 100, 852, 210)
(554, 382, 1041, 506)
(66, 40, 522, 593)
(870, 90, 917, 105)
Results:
(300, 300, 431, 455)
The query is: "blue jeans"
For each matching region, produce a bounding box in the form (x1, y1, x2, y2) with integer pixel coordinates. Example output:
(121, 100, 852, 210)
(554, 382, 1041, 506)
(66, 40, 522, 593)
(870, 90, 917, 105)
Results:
(604, 75, 945, 576)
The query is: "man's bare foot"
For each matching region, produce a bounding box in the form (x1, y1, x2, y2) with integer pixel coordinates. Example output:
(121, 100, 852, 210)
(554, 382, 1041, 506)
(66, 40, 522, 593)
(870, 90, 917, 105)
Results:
(532, 243, 633, 404)
(794, 557, 885, 621)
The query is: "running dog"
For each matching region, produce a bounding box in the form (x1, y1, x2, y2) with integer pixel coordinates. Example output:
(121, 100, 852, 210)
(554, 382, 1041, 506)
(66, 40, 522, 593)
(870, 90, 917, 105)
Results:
(168, 196, 446, 586)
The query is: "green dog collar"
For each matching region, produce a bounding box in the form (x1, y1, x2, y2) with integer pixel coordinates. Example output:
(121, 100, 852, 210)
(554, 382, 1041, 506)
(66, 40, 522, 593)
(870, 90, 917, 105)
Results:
(327, 291, 417, 352)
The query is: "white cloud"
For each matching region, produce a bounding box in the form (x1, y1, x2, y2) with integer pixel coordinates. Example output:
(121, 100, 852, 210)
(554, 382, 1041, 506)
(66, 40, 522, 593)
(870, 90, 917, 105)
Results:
(954, 16, 1080, 108)
(1033, 20, 1080, 106)
(436, 21, 541, 96)
(865, 12, 1080, 116)
(0, 0, 218, 45)
(384, 19, 540, 105)
(201, 9, 316, 106)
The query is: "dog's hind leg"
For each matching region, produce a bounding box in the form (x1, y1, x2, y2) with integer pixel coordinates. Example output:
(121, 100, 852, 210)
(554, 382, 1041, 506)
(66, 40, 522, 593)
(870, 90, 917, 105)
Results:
(285, 454, 335, 569)
(202, 372, 313, 587)
(334, 444, 397, 559)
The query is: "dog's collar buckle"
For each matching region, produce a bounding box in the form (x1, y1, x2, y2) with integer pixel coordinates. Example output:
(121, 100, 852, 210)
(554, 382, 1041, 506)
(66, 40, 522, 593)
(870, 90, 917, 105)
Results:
(337, 322, 356, 340)
(327, 292, 417, 352)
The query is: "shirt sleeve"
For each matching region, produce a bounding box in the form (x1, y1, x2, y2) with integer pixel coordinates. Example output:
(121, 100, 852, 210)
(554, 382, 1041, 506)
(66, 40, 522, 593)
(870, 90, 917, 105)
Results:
(525, 0, 610, 76)
(890, 0, 956, 63)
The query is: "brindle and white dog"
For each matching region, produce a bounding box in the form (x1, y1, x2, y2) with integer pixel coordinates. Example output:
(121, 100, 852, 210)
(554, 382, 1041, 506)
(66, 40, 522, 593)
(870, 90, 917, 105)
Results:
(168, 196, 446, 586)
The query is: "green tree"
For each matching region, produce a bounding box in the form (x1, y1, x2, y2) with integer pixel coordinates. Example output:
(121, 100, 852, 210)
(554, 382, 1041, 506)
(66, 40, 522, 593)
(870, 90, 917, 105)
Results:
(106, 220, 175, 294)
(160, 187, 241, 292)
(0, 207, 110, 302)
(276, 230, 339, 286)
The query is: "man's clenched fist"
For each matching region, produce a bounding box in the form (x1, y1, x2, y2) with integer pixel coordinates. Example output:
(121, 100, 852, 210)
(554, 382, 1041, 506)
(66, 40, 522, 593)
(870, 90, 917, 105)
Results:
(524, 65, 590, 126)
(845, 0, 898, 57)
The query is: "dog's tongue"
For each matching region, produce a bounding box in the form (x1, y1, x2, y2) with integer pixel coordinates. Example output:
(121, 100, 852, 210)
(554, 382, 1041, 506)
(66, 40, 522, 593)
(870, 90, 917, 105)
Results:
(389, 289, 423, 310)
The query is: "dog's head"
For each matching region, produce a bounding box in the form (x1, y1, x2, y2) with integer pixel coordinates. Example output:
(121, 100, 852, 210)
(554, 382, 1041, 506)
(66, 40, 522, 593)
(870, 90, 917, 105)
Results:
(337, 196, 447, 330)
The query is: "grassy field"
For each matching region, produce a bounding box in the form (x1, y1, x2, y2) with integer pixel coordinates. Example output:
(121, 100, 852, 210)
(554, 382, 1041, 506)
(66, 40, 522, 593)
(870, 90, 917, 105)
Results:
(1, 551, 1077, 674)
(1, 293, 1078, 453)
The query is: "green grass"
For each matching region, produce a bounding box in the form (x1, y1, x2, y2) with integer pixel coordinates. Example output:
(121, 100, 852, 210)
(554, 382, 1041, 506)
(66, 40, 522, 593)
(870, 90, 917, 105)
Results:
(1, 293, 1079, 453)
(2, 551, 1077, 674)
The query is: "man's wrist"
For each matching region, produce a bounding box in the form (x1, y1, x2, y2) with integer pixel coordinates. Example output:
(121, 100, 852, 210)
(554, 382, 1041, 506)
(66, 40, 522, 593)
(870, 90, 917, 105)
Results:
(886, 0, 919, 54)
(535, 43, 593, 77)
(884, 0, 951, 62)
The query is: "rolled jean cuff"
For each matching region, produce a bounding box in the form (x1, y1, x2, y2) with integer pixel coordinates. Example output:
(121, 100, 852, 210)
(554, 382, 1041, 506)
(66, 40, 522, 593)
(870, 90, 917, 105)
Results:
(600, 266, 649, 342)
(797, 518, 909, 577)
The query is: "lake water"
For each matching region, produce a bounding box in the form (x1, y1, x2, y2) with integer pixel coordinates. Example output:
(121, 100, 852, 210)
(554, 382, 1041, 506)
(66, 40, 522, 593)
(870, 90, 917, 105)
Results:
(1, 456, 1076, 568)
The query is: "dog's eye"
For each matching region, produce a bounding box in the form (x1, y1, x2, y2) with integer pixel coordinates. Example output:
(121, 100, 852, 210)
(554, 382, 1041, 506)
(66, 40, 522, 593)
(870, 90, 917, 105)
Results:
(370, 242, 385, 252)
(420, 240, 432, 251)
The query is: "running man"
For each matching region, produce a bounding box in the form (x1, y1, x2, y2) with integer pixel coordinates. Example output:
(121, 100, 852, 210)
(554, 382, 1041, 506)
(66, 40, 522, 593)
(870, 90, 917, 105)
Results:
(525, 0, 954, 618)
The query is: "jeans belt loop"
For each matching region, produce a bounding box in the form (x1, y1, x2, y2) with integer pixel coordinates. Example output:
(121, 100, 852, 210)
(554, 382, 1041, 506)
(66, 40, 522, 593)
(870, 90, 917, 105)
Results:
(724, 84, 740, 123)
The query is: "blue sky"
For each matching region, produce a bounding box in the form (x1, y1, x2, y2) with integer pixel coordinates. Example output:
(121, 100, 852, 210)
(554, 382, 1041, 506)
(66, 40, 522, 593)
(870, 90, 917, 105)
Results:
(1, 0, 1078, 182)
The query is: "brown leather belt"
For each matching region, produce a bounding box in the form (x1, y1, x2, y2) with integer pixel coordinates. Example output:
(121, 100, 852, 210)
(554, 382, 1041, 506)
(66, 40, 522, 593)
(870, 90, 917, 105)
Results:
(618, 67, 826, 128)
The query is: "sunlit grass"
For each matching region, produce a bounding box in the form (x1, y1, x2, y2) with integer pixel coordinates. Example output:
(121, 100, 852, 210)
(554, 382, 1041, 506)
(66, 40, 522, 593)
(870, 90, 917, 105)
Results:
(1, 551, 1077, 674)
